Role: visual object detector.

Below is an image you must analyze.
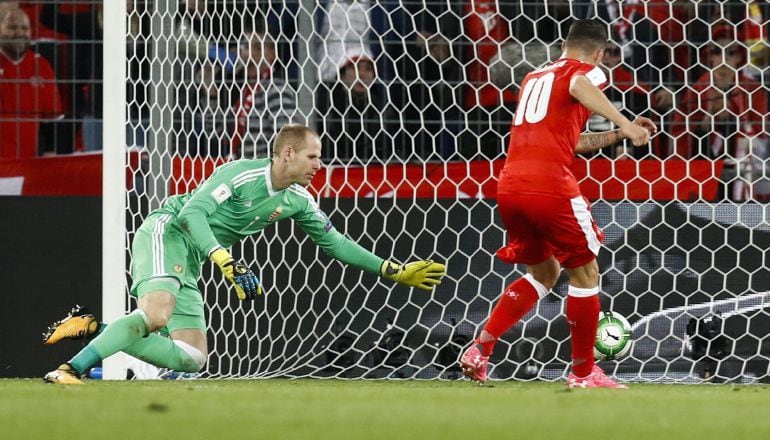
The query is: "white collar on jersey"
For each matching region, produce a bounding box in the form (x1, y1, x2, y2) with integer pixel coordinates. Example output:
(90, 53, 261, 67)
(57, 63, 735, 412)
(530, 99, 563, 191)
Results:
(264, 161, 278, 197)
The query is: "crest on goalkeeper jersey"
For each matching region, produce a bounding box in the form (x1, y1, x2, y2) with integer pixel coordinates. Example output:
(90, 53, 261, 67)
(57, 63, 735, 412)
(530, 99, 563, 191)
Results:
(267, 206, 283, 222)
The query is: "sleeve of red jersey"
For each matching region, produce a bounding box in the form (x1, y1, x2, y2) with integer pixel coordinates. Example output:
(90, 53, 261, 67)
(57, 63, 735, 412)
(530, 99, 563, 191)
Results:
(37, 56, 63, 118)
(573, 65, 608, 89)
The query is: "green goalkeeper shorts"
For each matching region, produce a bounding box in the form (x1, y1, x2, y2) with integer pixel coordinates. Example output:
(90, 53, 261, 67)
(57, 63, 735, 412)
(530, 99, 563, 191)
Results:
(130, 212, 206, 333)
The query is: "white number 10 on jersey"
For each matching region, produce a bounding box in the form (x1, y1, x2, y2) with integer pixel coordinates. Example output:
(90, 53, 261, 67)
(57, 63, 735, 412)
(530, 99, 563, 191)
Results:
(513, 72, 555, 126)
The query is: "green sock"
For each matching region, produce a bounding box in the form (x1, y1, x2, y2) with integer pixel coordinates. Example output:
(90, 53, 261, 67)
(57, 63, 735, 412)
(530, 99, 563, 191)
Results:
(69, 310, 149, 374)
(122, 333, 204, 373)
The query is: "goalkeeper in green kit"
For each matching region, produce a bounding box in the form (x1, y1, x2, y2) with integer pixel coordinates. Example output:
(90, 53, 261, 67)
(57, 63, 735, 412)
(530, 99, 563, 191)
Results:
(43, 124, 446, 384)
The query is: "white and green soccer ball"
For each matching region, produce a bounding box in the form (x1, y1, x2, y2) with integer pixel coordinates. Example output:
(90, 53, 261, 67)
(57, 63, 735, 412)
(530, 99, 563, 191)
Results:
(594, 311, 632, 361)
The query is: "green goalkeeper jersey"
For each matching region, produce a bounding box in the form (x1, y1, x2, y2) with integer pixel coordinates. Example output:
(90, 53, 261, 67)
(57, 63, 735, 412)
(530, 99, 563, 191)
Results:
(155, 158, 384, 275)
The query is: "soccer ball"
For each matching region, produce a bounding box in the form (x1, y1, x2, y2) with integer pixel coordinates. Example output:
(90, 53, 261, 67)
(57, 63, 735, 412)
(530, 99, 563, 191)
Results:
(594, 311, 632, 361)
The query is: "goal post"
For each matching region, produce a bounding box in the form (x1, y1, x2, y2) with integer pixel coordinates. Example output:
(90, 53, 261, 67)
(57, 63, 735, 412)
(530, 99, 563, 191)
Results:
(102, 0, 128, 379)
(105, 1, 770, 383)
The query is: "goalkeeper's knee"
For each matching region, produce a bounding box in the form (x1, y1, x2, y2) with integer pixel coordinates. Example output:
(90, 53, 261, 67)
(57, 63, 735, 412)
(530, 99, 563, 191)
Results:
(173, 340, 207, 372)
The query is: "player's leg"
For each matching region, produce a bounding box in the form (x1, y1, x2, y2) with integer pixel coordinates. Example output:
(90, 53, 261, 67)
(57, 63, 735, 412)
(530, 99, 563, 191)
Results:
(45, 285, 207, 381)
(460, 193, 558, 383)
(49, 283, 208, 377)
(475, 257, 559, 357)
(43, 289, 170, 384)
(121, 282, 209, 373)
(43, 305, 103, 345)
(564, 259, 601, 377)
(121, 329, 207, 374)
(44, 212, 195, 383)
(460, 257, 558, 383)
(548, 196, 625, 388)
(78, 289, 175, 368)
(563, 260, 625, 388)
(111, 215, 208, 373)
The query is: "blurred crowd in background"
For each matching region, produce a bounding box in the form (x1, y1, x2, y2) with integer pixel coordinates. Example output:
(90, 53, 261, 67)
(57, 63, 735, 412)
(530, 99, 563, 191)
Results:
(1, 1, 770, 200)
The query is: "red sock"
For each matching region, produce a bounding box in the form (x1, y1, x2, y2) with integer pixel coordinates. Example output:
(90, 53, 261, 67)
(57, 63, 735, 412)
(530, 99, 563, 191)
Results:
(566, 291, 601, 378)
(478, 277, 540, 356)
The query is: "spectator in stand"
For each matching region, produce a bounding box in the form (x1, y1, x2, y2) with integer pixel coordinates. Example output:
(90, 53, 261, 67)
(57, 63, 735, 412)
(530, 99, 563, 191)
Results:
(127, 0, 150, 149)
(174, 0, 261, 158)
(15, 1, 71, 153)
(401, 6, 463, 160)
(0, 6, 62, 159)
(181, 61, 233, 158)
(671, 27, 766, 160)
(174, 0, 238, 70)
(743, 1, 770, 80)
(611, 0, 696, 85)
(316, 0, 390, 162)
(232, 30, 299, 159)
(461, 0, 518, 159)
(35, 2, 102, 152)
(322, 52, 390, 162)
(671, 26, 767, 200)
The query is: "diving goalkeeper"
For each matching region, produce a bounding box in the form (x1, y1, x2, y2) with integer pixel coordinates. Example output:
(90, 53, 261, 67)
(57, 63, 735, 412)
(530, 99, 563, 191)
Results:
(43, 124, 446, 384)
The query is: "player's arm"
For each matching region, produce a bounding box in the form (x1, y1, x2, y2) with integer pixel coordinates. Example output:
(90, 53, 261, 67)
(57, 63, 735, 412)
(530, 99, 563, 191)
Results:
(177, 165, 261, 300)
(293, 199, 446, 290)
(575, 129, 622, 154)
(177, 171, 235, 257)
(575, 116, 659, 155)
(569, 75, 651, 146)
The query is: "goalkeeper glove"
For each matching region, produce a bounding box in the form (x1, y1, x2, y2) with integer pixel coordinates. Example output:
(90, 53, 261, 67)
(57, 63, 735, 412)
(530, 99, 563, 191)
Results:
(380, 259, 446, 291)
(210, 248, 262, 300)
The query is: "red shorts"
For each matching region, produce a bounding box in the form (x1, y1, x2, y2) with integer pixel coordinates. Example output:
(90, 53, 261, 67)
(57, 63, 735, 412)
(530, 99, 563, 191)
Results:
(496, 193, 604, 269)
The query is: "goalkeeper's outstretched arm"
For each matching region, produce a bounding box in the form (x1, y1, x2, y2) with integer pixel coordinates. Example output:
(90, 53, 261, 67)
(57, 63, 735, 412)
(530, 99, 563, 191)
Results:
(293, 203, 446, 291)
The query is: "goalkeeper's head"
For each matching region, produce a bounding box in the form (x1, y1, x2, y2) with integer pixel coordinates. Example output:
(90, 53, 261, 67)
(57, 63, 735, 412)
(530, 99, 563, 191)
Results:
(563, 19, 609, 66)
(271, 124, 322, 188)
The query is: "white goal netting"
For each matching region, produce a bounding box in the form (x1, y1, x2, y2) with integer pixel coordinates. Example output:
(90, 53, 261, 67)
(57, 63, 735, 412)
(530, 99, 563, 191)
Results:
(120, 1, 770, 383)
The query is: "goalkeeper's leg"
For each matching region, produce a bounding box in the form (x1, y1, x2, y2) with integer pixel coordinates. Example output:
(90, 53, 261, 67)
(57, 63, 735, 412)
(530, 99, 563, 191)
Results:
(122, 331, 206, 373)
(45, 287, 179, 383)
(121, 310, 207, 374)
(43, 305, 207, 373)
(44, 307, 153, 384)
(45, 317, 205, 380)
(45, 318, 206, 384)
(42, 305, 103, 344)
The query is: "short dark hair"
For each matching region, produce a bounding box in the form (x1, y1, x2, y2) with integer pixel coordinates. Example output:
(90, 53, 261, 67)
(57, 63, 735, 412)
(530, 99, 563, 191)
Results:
(272, 124, 319, 157)
(564, 19, 609, 53)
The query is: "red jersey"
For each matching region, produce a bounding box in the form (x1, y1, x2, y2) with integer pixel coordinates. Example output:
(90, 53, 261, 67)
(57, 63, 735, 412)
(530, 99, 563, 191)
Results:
(497, 58, 606, 197)
(0, 50, 62, 159)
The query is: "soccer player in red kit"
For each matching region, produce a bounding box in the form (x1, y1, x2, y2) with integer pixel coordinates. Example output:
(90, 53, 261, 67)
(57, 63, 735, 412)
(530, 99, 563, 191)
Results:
(460, 19, 656, 388)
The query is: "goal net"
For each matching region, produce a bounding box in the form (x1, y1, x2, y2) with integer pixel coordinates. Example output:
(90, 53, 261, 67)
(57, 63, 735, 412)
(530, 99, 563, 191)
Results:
(116, 1, 770, 382)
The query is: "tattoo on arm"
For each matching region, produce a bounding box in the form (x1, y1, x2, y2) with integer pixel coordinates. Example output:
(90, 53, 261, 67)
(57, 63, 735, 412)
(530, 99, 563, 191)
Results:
(576, 129, 622, 154)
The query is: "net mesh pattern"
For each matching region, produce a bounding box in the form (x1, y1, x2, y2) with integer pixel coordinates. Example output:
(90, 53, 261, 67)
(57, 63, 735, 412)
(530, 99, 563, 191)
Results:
(122, 1, 770, 383)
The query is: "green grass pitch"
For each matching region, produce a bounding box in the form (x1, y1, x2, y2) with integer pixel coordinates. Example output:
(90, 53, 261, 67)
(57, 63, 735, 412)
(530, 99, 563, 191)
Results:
(1, 379, 768, 439)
